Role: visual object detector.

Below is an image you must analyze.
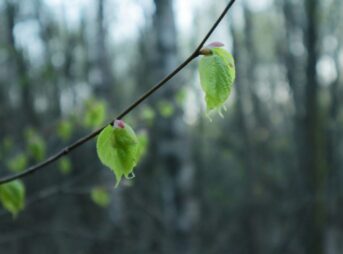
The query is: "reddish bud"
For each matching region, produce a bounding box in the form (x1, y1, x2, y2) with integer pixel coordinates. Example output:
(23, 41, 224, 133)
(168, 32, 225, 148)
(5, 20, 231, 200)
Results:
(205, 41, 225, 48)
(114, 119, 125, 129)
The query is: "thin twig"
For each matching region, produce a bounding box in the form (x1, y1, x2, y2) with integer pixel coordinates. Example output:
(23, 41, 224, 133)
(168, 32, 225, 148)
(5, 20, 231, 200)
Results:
(0, 0, 236, 185)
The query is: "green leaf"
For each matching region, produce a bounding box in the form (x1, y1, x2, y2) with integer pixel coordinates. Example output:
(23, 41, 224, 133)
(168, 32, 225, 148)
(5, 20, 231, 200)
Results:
(58, 158, 72, 175)
(83, 99, 106, 129)
(25, 128, 46, 161)
(96, 120, 140, 187)
(0, 180, 25, 217)
(7, 153, 27, 173)
(157, 100, 174, 118)
(90, 187, 110, 207)
(198, 47, 236, 113)
(141, 106, 155, 123)
(57, 120, 73, 141)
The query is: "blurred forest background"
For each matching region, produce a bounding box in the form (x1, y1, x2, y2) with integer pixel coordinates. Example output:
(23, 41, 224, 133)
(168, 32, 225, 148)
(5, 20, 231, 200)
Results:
(0, 0, 343, 253)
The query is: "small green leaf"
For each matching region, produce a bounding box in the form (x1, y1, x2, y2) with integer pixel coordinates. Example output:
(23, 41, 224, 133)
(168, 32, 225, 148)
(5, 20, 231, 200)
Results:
(57, 120, 73, 141)
(58, 158, 72, 175)
(25, 128, 46, 161)
(96, 120, 140, 187)
(90, 187, 110, 207)
(198, 47, 235, 113)
(157, 100, 174, 118)
(141, 106, 155, 122)
(0, 180, 25, 217)
(83, 99, 106, 129)
(7, 154, 27, 173)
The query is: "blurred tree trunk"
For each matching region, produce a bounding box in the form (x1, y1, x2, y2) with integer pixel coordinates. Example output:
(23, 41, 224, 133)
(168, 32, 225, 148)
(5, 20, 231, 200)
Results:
(34, 0, 61, 118)
(5, 1, 37, 126)
(302, 1, 327, 253)
(93, 0, 125, 249)
(231, 17, 260, 254)
(326, 4, 342, 252)
(151, 0, 196, 253)
(282, 1, 327, 252)
(94, 0, 114, 102)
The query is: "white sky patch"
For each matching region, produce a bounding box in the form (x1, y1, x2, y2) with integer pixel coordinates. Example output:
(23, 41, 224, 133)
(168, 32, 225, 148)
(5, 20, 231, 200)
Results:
(184, 86, 200, 126)
(45, 0, 93, 28)
(13, 20, 44, 64)
(109, 0, 153, 43)
(247, 0, 272, 12)
(175, 0, 201, 35)
(175, 1, 191, 34)
(274, 81, 291, 104)
(317, 55, 338, 85)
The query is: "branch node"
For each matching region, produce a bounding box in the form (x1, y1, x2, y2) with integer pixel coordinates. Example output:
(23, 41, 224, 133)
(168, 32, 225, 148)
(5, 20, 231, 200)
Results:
(199, 48, 213, 56)
(63, 148, 70, 155)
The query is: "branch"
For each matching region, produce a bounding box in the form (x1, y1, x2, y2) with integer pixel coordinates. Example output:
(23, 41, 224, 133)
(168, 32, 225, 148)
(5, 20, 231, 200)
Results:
(0, 0, 236, 185)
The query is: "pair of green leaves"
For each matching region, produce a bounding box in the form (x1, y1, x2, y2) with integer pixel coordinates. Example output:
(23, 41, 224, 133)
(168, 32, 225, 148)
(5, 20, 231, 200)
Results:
(199, 46, 236, 114)
(2, 46, 233, 213)
(97, 43, 235, 187)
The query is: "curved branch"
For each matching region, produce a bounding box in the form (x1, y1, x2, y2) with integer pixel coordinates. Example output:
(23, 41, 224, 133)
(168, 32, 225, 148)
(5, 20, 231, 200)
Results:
(0, 0, 236, 185)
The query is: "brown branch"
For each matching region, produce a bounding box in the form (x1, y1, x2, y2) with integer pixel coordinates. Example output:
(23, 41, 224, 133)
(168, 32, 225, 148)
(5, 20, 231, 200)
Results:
(0, 0, 236, 185)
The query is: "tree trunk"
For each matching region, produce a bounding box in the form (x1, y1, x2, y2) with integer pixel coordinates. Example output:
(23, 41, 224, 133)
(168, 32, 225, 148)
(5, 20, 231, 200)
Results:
(303, 1, 327, 253)
(151, 0, 196, 253)
(231, 15, 260, 254)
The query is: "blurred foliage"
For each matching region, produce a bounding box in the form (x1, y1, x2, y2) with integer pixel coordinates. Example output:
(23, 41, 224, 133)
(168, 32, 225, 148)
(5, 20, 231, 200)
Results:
(57, 120, 73, 141)
(83, 99, 106, 129)
(58, 157, 72, 175)
(90, 187, 110, 208)
(2, 137, 14, 153)
(0, 180, 25, 217)
(7, 154, 27, 173)
(141, 106, 155, 124)
(157, 100, 174, 118)
(25, 128, 46, 161)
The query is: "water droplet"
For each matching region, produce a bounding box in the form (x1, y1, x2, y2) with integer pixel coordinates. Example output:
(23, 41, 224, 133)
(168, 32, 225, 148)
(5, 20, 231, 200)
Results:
(217, 108, 224, 118)
(206, 113, 213, 122)
(126, 172, 135, 179)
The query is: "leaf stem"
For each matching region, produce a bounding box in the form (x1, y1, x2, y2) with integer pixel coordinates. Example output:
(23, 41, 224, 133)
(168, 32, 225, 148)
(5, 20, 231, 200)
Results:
(0, 0, 236, 185)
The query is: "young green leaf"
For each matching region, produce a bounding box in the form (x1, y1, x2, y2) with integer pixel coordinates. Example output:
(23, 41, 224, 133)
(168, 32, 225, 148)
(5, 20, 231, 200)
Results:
(0, 180, 25, 217)
(7, 153, 27, 173)
(57, 120, 73, 141)
(58, 158, 72, 175)
(90, 187, 110, 207)
(25, 128, 46, 161)
(157, 100, 174, 118)
(198, 46, 236, 114)
(83, 99, 106, 129)
(96, 120, 140, 187)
